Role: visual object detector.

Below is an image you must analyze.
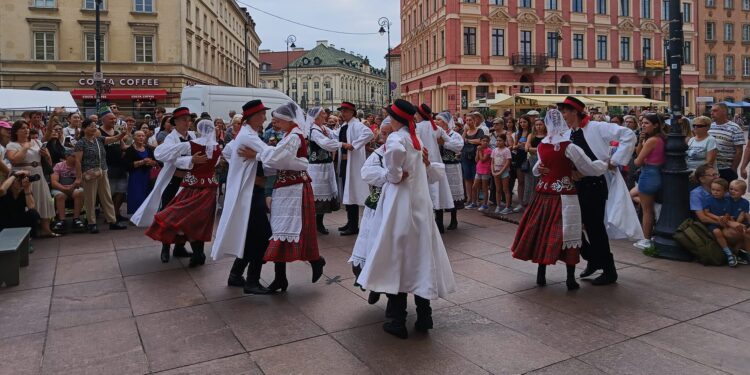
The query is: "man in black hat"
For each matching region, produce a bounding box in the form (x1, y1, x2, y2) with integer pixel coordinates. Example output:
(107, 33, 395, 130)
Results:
(336, 101, 374, 235)
(553, 96, 637, 285)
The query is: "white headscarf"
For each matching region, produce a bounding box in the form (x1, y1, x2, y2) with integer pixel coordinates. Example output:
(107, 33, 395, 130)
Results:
(194, 119, 217, 158)
(436, 111, 455, 132)
(272, 102, 307, 134)
(542, 109, 569, 151)
(305, 107, 324, 137)
(380, 116, 392, 129)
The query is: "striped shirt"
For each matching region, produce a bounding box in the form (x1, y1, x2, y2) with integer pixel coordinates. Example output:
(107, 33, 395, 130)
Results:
(708, 121, 744, 170)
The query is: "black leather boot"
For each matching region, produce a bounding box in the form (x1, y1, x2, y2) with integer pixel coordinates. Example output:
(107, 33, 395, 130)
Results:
(368, 291, 381, 305)
(446, 209, 458, 230)
(435, 210, 445, 234)
(316, 214, 329, 235)
(566, 265, 580, 290)
(579, 263, 600, 278)
(592, 254, 618, 286)
(536, 264, 547, 286)
(244, 261, 273, 295)
(414, 295, 433, 332)
(173, 242, 192, 258)
(228, 258, 248, 287)
(310, 256, 326, 283)
(340, 205, 359, 235)
(188, 241, 206, 268)
(160, 244, 170, 263)
(383, 293, 408, 339)
(268, 262, 289, 292)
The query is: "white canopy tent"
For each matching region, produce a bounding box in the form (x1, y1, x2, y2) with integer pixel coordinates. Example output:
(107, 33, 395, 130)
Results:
(0, 89, 79, 113)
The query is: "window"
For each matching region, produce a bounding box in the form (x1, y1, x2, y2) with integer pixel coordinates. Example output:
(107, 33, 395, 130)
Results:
(186, 40, 192, 67)
(662, 0, 670, 19)
(491, 28, 505, 56)
(314, 81, 320, 90)
(33, 31, 55, 60)
(33, 0, 55, 7)
(597, 35, 608, 60)
(620, 0, 630, 16)
(186, 0, 191, 20)
(463, 27, 476, 55)
(743, 24, 750, 41)
(683, 41, 692, 64)
(134, 35, 154, 62)
(573, 33, 584, 59)
(642, 0, 651, 18)
(463, 0, 477, 2)
(134, 0, 153, 12)
(547, 32, 560, 58)
(643, 38, 652, 59)
(84, 32, 105, 61)
(520, 0, 531, 7)
(743, 56, 750, 76)
(433, 34, 437, 60)
(546, 0, 558, 9)
(725, 0, 734, 9)
(683, 3, 691, 22)
(706, 54, 716, 75)
(707, 22, 716, 40)
(597, 0, 607, 14)
(725, 23, 734, 41)
(303, 81, 308, 90)
(620, 37, 631, 61)
(83, 0, 103, 10)
(744, 0, 750, 10)
(490, 0, 504, 4)
(572, 0, 583, 12)
(706, 0, 715, 6)
(520, 30, 532, 56)
(725, 55, 735, 75)
(441, 30, 445, 57)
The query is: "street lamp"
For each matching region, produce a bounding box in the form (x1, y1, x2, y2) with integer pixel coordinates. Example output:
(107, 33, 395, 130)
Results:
(553, 31, 563, 94)
(663, 38, 668, 102)
(94, 0, 103, 111)
(285, 35, 296, 96)
(378, 17, 392, 105)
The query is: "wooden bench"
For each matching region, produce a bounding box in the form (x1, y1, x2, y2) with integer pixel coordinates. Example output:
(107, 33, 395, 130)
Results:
(0, 227, 31, 287)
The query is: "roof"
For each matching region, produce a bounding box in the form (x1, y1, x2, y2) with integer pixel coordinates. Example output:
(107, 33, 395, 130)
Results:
(289, 44, 387, 78)
(388, 44, 402, 57)
(259, 50, 307, 74)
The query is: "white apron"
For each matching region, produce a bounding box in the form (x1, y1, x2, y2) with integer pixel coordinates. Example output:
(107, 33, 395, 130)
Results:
(308, 124, 340, 202)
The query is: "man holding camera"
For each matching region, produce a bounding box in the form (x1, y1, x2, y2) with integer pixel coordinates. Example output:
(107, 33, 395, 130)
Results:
(0, 171, 40, 237)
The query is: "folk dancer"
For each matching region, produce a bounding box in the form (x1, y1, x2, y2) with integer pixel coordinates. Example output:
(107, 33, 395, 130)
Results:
(358, 100, 456, 339)
(435, 112, 466, 230)
(553, 96, 637, 285)
(511, 109, 608, 290)
(336, 102, 374, 235)
(415, 104, 455, 233)
(306, 107, 349, 234)
(131, 107, 203, 263)
(260, 102, 326, 292)
(211, 100, 274, 294)
(144, 119, 220, 267)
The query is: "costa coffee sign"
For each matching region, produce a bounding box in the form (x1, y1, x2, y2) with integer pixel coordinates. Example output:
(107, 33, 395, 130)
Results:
(78, 78, 160, 86)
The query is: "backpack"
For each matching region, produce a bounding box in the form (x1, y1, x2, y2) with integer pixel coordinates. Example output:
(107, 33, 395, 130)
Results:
(673, 218, 725, 266)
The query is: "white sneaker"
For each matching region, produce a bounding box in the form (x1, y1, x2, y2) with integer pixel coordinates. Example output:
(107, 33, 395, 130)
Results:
(633, 239, 652, 249)
(494, 207, 502, 214)
(499, 207, 514, 215)
(512, 205, 524, 213)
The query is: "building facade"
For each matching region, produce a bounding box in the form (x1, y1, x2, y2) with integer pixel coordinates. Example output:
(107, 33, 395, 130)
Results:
(387, 44, 403, 100)
(696, 0, 750, 113)
(399, 0, 699, 113)
(260, 41, 388, 112)
(0, 0, 261, 116)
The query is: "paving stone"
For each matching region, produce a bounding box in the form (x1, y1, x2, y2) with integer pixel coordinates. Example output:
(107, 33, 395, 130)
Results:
(579, 339, 726, 375)
(0, 287, 51, 339)
(284, 282, 385, 333)
(441, 274, 507, 305)
(137, 304, 244, 372)
(186, 261, 245, 302)
(125, 269, 206, 316)
(527, 359, 606, 375)
(116, 246, 183, 276)
(450, 257, 540, 293)
(690, 308, 750, 343)
(212, 296, 324, 351)
(332, 323, 490, 375)
(640, 323, 750, 374)
(42, 318, 148, 375)
(54, 252, 121, 285)
(57, 235, 114, 256)
(252, 335, 372, 375)
(112, 232, 162, 251)
(465, 294, 627, 356)
(49, 278, 131, 329)
(0, 333, 45, 375)
(28, 238, 59, 260)
(0, 257, 56, 294)
(642, 258, 750, 290)
(154, 354, 262, 375)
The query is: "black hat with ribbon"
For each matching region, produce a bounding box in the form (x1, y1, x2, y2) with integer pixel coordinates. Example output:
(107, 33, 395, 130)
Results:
(242, 100, 270, 121)
(337, 101, 356, 112)
(417, 103, 437, 130)
(557, 96, 586, 113)
(386, 99, 421, 150)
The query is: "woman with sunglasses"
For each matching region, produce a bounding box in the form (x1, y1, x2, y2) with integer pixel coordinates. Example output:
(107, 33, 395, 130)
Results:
(686, 116, 717, 172)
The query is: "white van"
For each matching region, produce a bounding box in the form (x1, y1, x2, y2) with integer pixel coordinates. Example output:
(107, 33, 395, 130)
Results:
(179, 85, 293, 124)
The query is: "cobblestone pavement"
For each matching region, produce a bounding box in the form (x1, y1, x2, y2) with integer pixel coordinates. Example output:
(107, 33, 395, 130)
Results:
(1, 208, 749, 375)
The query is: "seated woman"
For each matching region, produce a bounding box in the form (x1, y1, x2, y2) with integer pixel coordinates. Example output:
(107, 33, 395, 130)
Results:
(0, 171, 40, 237)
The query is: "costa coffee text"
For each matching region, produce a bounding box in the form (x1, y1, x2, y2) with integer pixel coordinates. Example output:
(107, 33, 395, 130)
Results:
(78, 78, 160, 87)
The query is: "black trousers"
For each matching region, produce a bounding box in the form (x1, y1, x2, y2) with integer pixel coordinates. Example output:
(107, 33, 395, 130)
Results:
(577, 178, 613, 269)
(2, 209, 40, 238)
(231, 187, 271, 277)
(160, 176, 182, 210)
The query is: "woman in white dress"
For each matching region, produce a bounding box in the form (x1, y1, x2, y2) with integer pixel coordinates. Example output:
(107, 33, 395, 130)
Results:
(435, 112, 465, 230)
(358, 100, 456, 339)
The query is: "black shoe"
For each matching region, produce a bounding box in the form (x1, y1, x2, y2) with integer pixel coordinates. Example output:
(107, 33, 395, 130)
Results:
(116, 214, 128, 223)
(188, 243, 206, 268)
(88, 224, 99, 234)
(72, 218, 86, 232)
(382, 321, 408, 339)
(172, 244, 192, 258)
(160, 246, 170, 263)
(109, 222, 127, 230)
(580, 264, 600, 278)
(414, 317, 434, 332)
(368, 291, 381, 305)
(566, 279, 580, 290)
(243, 282, 274, 295)
(52, 220, 66, 233)
(340, 228, 359, 236)
(591, 272, 618, 286)
(267, 278, 289, 292)
(446, 221, 458, 230)
(311, 257, 326, 283)
(227, 273, 245, 287)
(317, 224, 329, 235)
(536, 274, 547, 287)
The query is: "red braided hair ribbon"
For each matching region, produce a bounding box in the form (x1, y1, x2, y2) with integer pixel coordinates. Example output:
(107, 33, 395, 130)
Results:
(390, 105, 421, 151)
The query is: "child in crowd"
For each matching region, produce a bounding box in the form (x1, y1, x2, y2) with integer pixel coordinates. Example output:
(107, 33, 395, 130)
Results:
(491, 134, 513, 215)
(473, 135, 492, 211)
(726, 179, 750, 263)
(703, 178, 740, 266)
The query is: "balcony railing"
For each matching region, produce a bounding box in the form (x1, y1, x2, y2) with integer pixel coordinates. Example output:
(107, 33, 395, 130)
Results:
(511, 53, 548, 68)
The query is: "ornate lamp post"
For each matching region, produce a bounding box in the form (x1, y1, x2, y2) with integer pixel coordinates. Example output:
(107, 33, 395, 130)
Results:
(378, 17, 392, 105)
(94, 0, 103, 111)
(285, 35, 296, 96)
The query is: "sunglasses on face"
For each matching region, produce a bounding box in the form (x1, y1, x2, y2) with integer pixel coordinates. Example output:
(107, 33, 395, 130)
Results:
(693, 124, 708, 128)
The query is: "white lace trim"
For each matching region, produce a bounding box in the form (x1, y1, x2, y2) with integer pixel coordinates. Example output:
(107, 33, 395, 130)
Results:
(270, 233, 301, 243)
(348, 254, 366, 267)
(270, 184, 303, 241)
(314, 194, 337, 202)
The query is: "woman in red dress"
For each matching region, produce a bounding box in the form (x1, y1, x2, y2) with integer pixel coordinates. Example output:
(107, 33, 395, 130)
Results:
(511, 109, 607, 290)
(145, 120, 220, 267)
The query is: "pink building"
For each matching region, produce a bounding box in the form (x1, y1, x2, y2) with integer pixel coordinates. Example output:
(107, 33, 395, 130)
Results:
(399, 0, 699, 113)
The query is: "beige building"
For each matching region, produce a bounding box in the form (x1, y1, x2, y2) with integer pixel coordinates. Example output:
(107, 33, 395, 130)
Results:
(0, 0, 261, 117)
(260, 40, 388, 112)
(387, 44, 402, 101)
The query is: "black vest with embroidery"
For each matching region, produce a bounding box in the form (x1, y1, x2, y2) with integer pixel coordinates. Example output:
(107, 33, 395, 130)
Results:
(308, 128, 333, 164)
(440, 134, 460, 164)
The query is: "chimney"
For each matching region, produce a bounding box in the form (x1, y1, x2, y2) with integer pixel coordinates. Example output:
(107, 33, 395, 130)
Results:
(340, 47, 346, 52)
(292, 47, 304, 51)
(316, 40, 329, 47)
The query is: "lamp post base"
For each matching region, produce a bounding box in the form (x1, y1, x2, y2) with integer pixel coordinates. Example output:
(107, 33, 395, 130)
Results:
(654, 235, 693, 262)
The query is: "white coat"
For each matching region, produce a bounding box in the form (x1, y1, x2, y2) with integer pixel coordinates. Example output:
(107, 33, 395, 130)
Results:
(358, 128, 456, 300)
(349, 146, 387, 268)
(130, 130, 195, 227)
(210, 125, 269, 260)
(416, 120, 455, 210)
(341, 119, 374, 205)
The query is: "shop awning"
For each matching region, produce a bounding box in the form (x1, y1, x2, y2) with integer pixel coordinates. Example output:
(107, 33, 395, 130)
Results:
(586, 95, 668, 107)
(513, 95, 606, 107)
(70, 89, 168, 100)
(469, 94, 513, 108)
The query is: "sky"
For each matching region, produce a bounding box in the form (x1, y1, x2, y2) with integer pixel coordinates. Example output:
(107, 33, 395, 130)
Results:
(238, 0, 401, 69)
